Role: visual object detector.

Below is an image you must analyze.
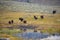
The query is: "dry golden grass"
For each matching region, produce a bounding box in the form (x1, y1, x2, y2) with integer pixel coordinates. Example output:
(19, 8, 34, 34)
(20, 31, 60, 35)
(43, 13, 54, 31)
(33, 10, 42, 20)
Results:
(0, 11, 60, 28)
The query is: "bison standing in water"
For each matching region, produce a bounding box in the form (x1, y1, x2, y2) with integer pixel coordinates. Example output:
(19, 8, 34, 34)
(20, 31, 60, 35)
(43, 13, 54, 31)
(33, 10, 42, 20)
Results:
(19, 18, 24, 21)
(34, 16, 38, 20)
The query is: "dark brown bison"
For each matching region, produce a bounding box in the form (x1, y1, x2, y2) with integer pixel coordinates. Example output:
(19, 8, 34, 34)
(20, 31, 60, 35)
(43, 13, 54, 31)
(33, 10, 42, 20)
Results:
(11, 20, 13, 24)
(34, 16, 38, 20)
(8, 21, 11, 24)
(23, 20, 27, 24)
(40, 15, 44, 19)
(53, 10, 56, 14)
(19, 18, 24, 21)
(8, 20, 14, 24)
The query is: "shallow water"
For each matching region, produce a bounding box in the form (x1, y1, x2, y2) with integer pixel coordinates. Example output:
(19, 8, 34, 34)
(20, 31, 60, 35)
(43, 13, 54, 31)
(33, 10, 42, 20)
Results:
(13, 32, 49, 39)
(12, 32, 60, 40)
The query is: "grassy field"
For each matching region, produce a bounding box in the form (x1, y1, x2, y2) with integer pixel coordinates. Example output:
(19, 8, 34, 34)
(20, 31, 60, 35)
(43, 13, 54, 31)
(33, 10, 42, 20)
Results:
(0, 11, 60, 26)
(0, 11, 60, 33)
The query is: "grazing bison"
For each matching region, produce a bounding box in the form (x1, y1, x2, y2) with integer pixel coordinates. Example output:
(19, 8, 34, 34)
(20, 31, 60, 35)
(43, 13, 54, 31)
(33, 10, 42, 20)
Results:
(34, 16, 38, 20)
(53, 10, 56, 14)
(23, 20, 27, 24)
(11, 20, 13, 24)
(19, 18, 24, 21)
(8, 20, 14, 24)
(40, 15, 44, 19)
(8, 21, 11, 24)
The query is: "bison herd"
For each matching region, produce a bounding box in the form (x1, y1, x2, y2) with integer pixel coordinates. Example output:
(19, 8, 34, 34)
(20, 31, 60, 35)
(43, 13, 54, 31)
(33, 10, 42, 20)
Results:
(8, 10, 56, 24)
(8, 15, 44, 24)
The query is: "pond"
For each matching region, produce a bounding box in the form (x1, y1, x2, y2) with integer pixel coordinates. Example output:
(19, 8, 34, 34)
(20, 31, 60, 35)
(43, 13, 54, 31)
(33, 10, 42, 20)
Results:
(13, 32, 49, 39)
(12, 32, 60, 40)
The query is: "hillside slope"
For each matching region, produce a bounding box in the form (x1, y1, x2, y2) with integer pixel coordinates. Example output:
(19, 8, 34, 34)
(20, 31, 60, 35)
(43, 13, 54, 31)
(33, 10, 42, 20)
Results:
(0, 1, 60, 13)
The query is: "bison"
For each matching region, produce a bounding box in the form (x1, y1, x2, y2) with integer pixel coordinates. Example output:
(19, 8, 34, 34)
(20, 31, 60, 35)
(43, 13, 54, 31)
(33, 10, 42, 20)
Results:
(23, 20, 27, 24)
(8, 21, 11, 24)
(11, 20, 13, 24)
(52, 10, 56, 14)
(19, 18, 24, 21)
(40, 15, 44, 19)
(34, 16, 38, 20)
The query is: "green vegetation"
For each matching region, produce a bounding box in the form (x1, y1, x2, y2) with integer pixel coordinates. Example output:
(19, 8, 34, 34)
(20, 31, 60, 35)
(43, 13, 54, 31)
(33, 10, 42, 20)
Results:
(0, 28, 23, 35)
(41, 27, 60, 34)
(0, 28, 23, 40)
